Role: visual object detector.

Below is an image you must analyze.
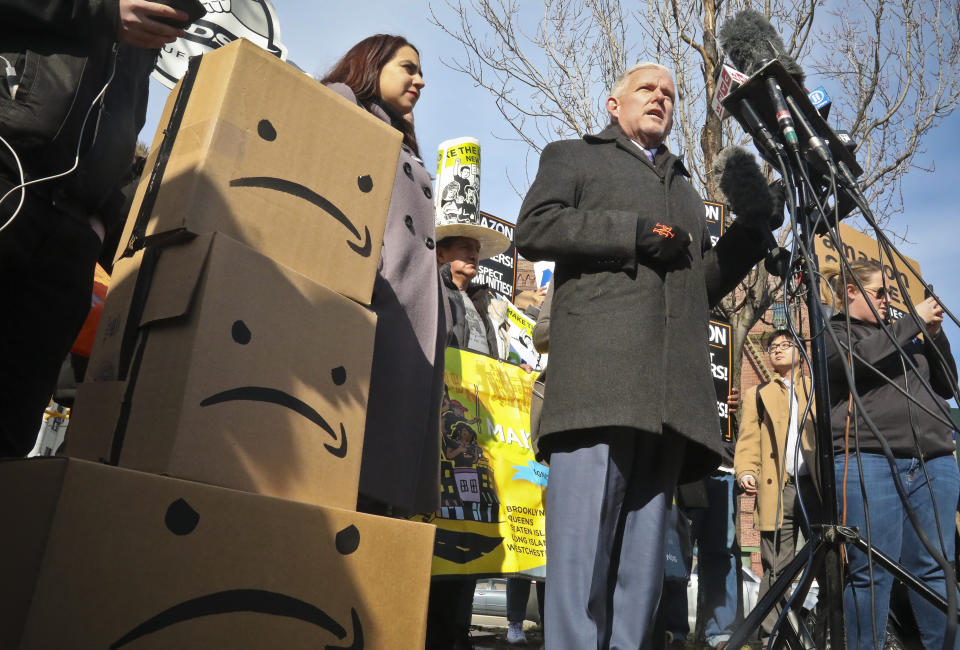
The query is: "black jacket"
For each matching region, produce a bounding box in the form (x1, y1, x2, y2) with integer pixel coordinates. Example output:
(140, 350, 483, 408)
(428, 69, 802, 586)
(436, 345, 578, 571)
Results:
(826, 314, 957, 458)
(0, 0, 155, 226)
(440, 263, 500, 357)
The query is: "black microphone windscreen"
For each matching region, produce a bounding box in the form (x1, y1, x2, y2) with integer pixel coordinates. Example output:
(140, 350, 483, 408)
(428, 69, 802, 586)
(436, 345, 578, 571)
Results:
(719, 10, 805, 85)
(714, 145, 774, 222)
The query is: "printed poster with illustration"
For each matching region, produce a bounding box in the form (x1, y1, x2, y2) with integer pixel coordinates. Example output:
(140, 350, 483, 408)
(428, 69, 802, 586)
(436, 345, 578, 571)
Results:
(412, 348, 547, 579)
(504, 303, 546, 371)
(435, 138, 481, 226)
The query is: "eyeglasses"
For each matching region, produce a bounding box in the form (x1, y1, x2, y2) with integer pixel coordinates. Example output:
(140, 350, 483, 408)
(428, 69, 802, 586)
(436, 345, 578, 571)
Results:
(863, 286, 889, 301)
(768, 342, 795, 353)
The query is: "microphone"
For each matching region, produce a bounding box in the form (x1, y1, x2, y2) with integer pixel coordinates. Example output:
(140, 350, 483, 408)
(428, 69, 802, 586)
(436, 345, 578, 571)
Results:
(712, 59, 784, 166)
(714, 146, 791, 277)
(717, 11, 863, 190)
(719, 10, 805, 156)
(718, 10, 805, 83)
(784, 93, 837, 175)
(783, 95, 866, 205)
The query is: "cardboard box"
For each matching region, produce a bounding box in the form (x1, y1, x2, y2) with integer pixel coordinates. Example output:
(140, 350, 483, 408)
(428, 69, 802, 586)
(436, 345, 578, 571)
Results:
(0, 457, 434, 649)
(117, 38, 401, 305)
(70, 232, 376, 510)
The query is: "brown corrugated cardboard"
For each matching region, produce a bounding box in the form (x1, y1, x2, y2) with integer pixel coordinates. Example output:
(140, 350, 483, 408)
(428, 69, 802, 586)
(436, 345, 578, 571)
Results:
(0, 457, 434, 649)
(116, 38, 401, 305)
(70, 233, 376, 510)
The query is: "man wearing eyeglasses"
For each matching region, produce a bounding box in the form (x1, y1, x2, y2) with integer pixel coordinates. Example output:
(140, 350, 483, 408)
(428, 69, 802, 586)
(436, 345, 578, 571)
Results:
(734, 329, 820, 642)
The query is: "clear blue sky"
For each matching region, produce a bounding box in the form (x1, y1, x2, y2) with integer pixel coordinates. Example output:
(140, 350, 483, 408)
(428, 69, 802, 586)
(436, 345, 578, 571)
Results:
(139, 0, 960, 376)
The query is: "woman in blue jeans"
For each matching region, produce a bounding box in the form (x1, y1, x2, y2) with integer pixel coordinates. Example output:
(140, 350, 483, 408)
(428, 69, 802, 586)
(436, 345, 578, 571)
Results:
(825, 259, 958, 649)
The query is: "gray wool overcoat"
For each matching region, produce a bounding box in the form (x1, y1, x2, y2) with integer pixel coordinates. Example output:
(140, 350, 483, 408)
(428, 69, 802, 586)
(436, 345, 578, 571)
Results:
(327, 84, 446, 513)
(516, 124, 765, 482)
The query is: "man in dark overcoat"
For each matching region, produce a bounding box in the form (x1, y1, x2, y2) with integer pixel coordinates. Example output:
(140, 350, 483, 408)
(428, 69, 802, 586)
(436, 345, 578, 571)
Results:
(515, 62, 771, 649)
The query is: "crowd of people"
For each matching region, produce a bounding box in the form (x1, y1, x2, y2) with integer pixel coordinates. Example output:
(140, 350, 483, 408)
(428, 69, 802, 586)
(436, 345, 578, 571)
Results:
(1, 4, 958, 649)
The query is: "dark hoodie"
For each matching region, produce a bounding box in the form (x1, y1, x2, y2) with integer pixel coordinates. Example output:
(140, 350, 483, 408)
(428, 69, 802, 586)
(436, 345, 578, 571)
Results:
(826, 313, 957, 458)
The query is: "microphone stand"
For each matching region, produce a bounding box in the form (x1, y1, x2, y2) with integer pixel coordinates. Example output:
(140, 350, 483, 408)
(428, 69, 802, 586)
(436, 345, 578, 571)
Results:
(725, 152, 848, 650)
(725, 112, 960, 650)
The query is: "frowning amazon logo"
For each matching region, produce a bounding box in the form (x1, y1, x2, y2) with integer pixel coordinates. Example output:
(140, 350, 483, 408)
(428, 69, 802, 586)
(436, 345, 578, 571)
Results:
(109, 498, 364, 649)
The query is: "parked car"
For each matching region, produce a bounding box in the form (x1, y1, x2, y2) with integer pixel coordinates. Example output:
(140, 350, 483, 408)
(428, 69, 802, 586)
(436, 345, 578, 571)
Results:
(473, 578, 541, 624)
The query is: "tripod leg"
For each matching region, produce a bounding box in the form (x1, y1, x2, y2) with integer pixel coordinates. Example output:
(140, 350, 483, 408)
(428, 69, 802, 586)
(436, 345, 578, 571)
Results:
(822, 542, 846, 649)
(727, 536, 827, 648)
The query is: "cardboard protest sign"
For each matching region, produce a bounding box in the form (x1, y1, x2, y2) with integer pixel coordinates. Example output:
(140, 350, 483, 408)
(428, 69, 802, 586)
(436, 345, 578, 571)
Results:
(70, 233, 376, 510)
(121, 38, 400, 305)
(815, 222, 924, 320)
(0, 457, 434, 649)
(413, 348, 546, 579)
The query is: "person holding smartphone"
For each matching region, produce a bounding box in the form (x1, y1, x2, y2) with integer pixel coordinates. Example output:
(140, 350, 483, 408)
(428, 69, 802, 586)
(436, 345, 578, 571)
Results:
(0, 0, 195, 458)
(825, 259, 958, 649)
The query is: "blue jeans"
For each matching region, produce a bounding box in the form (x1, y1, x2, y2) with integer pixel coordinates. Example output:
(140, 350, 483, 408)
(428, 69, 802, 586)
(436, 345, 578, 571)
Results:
(835, 453, 960, 650)
(687, 474, 743, 646)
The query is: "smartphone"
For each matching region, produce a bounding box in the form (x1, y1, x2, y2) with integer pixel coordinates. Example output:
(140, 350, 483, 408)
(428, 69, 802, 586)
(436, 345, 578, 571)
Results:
(155, 0, 207, 28)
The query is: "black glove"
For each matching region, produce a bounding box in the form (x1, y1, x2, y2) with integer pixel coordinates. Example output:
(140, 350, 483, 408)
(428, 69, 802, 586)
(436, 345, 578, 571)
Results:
(636, 221, 692, 263)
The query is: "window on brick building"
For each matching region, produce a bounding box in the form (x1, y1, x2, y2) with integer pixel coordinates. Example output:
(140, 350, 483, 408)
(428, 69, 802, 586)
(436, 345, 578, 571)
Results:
(772, 302, 787, 329)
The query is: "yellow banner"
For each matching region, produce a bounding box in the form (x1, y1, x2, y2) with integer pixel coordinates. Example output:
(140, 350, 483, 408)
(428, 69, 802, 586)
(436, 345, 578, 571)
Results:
(412, 348, 547, 578)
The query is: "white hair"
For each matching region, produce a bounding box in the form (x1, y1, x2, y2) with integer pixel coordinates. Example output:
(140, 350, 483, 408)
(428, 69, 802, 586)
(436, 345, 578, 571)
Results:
(609, 62, 672, 98)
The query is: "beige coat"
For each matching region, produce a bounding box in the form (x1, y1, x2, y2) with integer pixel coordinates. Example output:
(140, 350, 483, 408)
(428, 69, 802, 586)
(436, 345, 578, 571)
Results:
(734, 370, 817, 531)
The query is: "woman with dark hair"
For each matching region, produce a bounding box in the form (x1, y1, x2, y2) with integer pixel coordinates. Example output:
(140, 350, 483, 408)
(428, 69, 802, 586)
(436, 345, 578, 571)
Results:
(321, 36, 445, 517)
(824, 259, 958, 649)
(321, 34, 422, 156)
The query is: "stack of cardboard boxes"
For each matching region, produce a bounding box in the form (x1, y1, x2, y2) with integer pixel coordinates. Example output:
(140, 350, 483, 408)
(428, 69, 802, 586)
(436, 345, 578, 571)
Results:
(1, 40, 434, 649)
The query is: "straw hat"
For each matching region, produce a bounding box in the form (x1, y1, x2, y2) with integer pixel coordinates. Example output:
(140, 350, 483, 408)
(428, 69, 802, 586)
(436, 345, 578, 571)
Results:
(435, 211, 511, 260)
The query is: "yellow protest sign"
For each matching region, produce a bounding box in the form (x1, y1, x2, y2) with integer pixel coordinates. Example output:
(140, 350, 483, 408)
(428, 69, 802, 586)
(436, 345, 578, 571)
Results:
(412, 348, 547, 578)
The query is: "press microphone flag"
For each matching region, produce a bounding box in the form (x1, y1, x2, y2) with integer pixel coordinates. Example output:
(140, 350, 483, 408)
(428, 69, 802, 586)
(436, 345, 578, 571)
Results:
(808, 86, 832, 118)
(712, 64, 748, 121)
